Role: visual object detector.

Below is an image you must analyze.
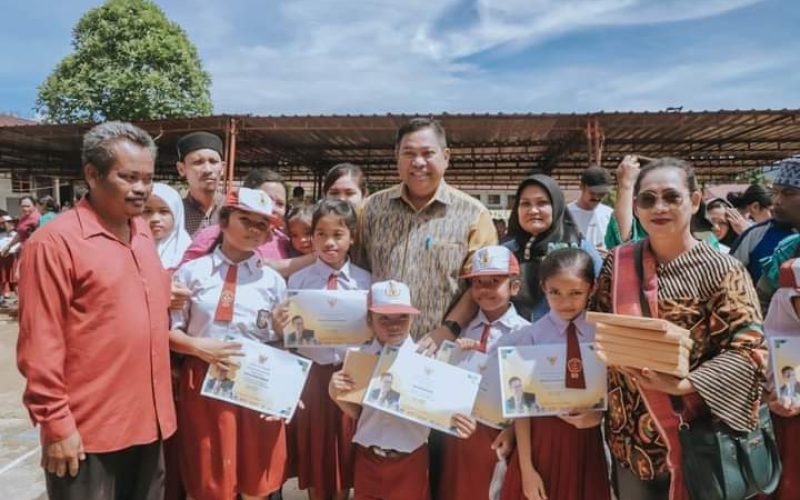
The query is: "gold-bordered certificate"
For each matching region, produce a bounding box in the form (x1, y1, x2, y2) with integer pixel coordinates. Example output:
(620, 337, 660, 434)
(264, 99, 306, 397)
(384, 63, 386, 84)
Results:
(437, 340, 508, 429)
(201, 335, 312, 420)
(498, 344, 607, 418)
(770, 337, 800, 407)
(364, 343, 481, 436)
(284, 290, 371, 348)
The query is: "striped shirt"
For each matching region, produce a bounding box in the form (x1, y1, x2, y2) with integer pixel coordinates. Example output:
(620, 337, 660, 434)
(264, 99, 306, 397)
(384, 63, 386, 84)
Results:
(355, 181, 497, 339)
(594, 242, 766, 480)
(183, 193, 222, 237)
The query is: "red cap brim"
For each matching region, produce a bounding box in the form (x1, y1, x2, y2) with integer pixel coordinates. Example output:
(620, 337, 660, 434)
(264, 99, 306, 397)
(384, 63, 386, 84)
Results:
(368, 304, 420, 315)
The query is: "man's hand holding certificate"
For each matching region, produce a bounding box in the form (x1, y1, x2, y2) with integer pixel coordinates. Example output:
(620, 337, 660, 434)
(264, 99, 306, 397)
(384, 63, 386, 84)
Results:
(364, 343, 481, 436)
(284, 290, 371, 347)
(498, 344, 607, 418)
(201, 335, 312, 420)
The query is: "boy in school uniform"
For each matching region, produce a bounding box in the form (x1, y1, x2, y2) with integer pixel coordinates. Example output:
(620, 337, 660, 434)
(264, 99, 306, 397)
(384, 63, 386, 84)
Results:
(329, 279, 477, 500)
(438, 245, 531, 500)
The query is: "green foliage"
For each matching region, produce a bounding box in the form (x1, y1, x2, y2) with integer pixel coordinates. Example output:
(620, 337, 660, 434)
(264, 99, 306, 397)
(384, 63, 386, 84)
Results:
(36, 0, 212, 123)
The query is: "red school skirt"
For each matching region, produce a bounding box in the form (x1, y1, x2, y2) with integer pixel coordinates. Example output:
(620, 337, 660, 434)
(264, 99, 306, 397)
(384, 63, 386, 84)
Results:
(761, 414, 800, 500)
(179, 357, 287, 500)
(438, 423, 501, 500)
(501, 416, 611, 500)
(354, 444, 430, 500)
(294, 362, 356, 495)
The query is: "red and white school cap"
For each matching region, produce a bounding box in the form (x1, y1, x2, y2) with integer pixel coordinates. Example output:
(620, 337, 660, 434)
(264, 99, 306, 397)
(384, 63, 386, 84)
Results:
(368, 280, 420, 315)
(225, 187, 282, 226)
(461, 245, 520, 278)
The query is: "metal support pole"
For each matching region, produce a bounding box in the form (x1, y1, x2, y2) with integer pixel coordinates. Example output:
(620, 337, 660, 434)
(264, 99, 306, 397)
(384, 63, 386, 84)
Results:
(224, 118, 238, 193)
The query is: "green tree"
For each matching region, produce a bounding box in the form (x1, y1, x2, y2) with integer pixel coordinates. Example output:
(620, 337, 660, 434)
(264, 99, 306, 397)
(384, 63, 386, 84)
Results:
(36, 0, 212, 123)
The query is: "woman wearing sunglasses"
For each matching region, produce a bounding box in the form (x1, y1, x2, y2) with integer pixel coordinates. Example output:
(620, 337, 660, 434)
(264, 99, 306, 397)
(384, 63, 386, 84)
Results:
(592, 157, 766, 499)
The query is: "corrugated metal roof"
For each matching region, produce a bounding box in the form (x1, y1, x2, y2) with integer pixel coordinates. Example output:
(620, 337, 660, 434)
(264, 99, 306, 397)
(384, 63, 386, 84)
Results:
(0, 110, 798, 190)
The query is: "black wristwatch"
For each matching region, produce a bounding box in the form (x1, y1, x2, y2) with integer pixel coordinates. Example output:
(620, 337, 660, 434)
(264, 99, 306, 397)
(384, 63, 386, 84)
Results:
(443, 319, 462, 337)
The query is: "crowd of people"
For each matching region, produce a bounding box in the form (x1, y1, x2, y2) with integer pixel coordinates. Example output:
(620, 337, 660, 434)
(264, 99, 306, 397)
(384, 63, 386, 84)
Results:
(13, 117, 800, 500)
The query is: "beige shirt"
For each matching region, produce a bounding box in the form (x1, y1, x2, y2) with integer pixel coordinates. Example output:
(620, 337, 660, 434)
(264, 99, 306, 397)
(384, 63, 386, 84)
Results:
(355, 181, 497, 339)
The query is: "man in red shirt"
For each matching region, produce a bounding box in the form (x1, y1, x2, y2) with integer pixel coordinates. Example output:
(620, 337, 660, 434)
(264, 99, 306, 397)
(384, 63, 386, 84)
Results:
(16, 121, 176, 499)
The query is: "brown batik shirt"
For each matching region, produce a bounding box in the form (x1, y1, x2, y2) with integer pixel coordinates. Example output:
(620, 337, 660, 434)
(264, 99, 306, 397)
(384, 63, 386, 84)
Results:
(593, 241, 766, 480)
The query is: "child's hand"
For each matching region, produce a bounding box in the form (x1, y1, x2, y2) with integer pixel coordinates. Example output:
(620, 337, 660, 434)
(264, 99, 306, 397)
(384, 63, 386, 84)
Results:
(491, 426, 515, 459)
(558, 411, 602, 429)
(455, 338, 481, 352)
(271, 301, 290, 338)
(451, 413, 477, 439)
(329, 370, 354, 397)
(521, 463, 548, 500)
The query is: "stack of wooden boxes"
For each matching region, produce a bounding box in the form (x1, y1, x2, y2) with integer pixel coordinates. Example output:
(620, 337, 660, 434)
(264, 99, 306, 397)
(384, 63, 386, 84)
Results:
(587, 312, 693, 378)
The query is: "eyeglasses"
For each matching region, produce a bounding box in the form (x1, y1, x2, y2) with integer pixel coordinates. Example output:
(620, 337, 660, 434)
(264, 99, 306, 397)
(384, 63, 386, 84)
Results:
(635, 190, 685, 209)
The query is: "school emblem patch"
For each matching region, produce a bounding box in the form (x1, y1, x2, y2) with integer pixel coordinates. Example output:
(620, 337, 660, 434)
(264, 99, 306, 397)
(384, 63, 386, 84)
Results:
(567, 357, 583, 378)
(386, 281, 401, 297)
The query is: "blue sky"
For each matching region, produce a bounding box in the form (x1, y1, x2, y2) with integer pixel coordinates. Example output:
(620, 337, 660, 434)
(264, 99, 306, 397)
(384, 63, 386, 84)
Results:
(2, 0, 798, 118)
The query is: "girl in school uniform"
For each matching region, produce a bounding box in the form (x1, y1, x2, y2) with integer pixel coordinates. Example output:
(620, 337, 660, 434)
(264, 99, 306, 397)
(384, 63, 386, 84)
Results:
(144, 183, 192, 271)
(168, 187, 289, 500)
(329, 280, 478, 500)
(500, 247, 611, 500)
(438, 245, 530, 500)
(282, 199, 371, 500)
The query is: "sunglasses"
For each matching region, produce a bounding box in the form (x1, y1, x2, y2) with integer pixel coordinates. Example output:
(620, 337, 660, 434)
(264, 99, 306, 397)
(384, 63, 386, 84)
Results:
(635, 190, 685, 209)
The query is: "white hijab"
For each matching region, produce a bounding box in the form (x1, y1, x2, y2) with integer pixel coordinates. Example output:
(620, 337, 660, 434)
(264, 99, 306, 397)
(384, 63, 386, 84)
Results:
(151, 183, 192, 270)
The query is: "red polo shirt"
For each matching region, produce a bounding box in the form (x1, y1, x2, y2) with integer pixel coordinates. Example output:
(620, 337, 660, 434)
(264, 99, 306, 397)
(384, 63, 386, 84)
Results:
(17, 199, 176, 452)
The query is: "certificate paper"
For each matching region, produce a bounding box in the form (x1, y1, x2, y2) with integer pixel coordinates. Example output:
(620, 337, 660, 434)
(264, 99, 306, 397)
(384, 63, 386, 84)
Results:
(498, 344, 607, 418)
(201, 336, 312, 420)
(770, 337, 800, 407)
(337, 350, 379, 405)
(437, 341, 508, 429)
(364, 343, 482, 436)
(284, 290, 371, 348)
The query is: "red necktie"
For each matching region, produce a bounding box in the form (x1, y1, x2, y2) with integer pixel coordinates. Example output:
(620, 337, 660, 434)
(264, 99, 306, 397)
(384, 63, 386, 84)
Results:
(214, 264, 238, 322)
(478, 323, 491, 353)
(565, 321, 586, 389)
(327, 272, 338, 290)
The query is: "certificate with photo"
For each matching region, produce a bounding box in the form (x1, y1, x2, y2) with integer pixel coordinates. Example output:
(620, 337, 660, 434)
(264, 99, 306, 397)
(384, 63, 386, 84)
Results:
(498, 344, 607, 418)
(437, 340, 508, 429)
(365, 343, 482, 436)
(284, 290, 371, 348)
(770, 337, 800, 407)
(201, 335, 312, 420)
(336, 349, 379, 405)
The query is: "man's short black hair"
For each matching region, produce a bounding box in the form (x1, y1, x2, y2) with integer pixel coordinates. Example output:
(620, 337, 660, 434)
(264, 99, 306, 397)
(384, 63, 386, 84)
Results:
(395, 117, 447, 150)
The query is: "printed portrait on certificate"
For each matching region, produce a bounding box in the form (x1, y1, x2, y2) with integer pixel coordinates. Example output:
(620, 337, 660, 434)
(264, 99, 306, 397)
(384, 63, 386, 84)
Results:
(498, 344, 606, 418)
(284, 290, 371, 348)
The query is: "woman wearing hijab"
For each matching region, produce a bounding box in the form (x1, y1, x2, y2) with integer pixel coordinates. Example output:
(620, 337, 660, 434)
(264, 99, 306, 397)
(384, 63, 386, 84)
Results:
(504, 174, 603, 321)
(144, 183, 192, 271)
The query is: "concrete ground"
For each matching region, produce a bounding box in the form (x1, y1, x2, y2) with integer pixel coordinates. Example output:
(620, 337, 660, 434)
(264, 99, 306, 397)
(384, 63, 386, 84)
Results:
(0, 319, 306, 499)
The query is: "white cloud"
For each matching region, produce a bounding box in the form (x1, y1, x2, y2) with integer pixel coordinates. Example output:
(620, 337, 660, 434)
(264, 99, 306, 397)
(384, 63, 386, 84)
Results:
(162, 0, 793, 115)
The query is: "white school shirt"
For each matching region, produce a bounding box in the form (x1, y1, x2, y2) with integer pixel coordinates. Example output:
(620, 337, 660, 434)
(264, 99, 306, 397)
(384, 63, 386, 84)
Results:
(500, 310, 596, 347)
(461, 304, 530, 355)
(352, 337, 430, 453)
(288, 258, 372, 365)
(171, 248, 286, 343)
(567, 201, 613, 251)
